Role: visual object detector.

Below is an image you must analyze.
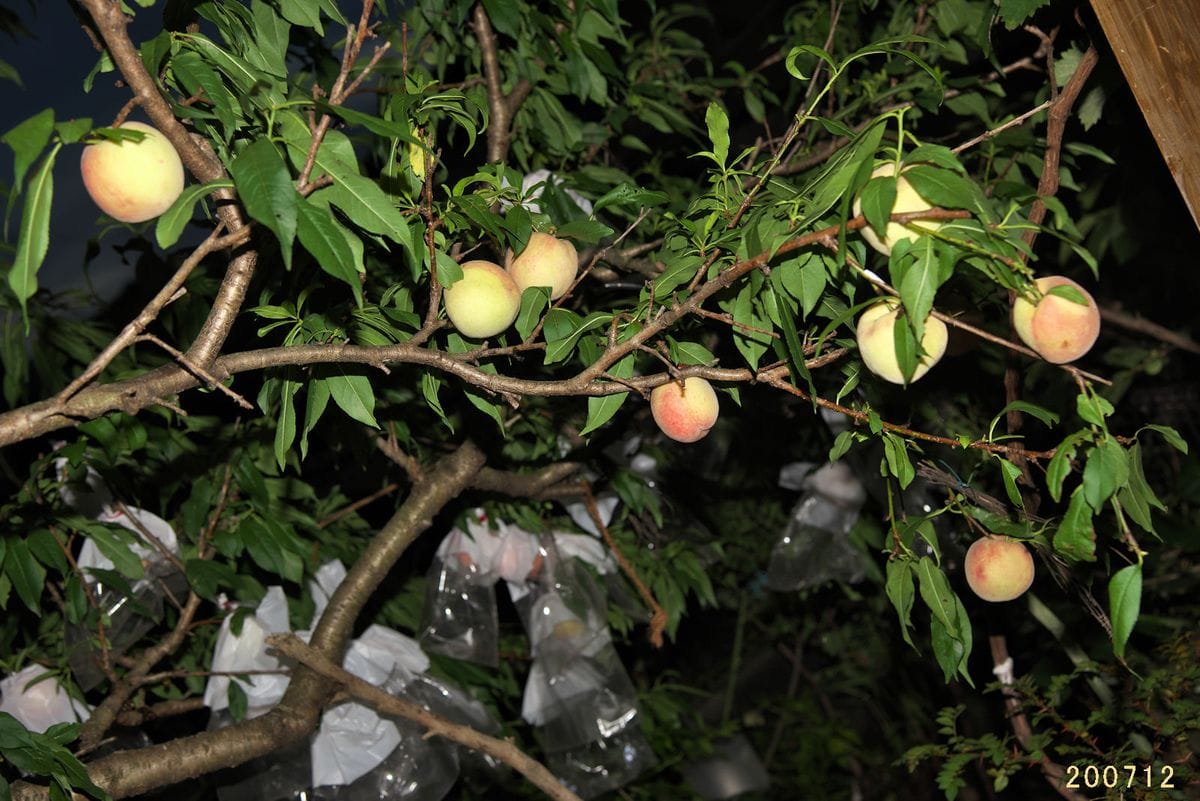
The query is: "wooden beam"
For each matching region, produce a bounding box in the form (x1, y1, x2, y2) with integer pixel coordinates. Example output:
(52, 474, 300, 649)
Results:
(1090, 0, 1200, 231)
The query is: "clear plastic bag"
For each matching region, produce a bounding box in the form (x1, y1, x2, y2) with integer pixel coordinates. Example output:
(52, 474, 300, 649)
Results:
(418, 529, 500, 667)
(767, 461, 868, 592)
(548, 725, 658, 800)
(680, 733, 770, 800)
(66, 561, 188, 691)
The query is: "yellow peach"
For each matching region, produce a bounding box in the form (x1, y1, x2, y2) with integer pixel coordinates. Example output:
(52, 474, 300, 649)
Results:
(443, 259, 521, 338)
(964, 536, 1035, 602)
(1011, 275, 1100, 364)
(852, 162, 942, 256)
(855, 298, 948, 384)
(80, 122, 184, 223)
(650, 377, 719, 443)
(507, 232, 578, 300)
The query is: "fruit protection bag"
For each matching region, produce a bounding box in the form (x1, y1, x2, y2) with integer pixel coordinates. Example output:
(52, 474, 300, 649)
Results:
(55, 459, 188, 691)
(0, 665, 91, 734)
(517, 539, 656, 799)
(767, 461, 868, 591)
(417, 515, 502, 667)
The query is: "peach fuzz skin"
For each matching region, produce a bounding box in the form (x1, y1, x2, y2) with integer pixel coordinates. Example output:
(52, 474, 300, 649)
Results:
(964, 536, 1035, 603)
(650, 377, 719, 443)
(507, 232, 578, 300)
(855, 299, 948, 385)
(442, 260, 522, 339)
(80, 122, 184, 224)
(1011, 275, 1100, 364)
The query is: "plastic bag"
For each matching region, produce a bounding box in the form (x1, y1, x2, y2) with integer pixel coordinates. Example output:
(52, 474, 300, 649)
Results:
(418, 522, 500, 667)
(767, 461, 868, 591)
(0, 665, 90, 733)
(204, 587, 293, 718)
(680, 734, 771, 800)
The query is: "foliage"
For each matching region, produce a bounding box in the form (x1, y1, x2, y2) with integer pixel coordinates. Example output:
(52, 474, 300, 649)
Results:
(0, 0, 1198, 799)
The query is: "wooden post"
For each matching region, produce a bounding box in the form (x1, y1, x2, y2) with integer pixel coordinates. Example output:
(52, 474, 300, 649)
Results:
(1090, 0, 1200, 231)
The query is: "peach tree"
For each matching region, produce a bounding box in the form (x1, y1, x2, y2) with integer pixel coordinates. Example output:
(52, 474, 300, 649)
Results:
(0, 0, 1197, 799)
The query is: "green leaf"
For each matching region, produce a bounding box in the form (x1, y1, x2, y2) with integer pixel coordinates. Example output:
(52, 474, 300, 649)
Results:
(1139, 424, 1188, 454)
(885, 559, 917, 648)
(995, 456, 1024, 508)
(85, 523, 145, 579)
(327, 370, 378, 428)
(591, 183, 669, 214)
(9, 143, 60, 320)
(273, 378, 299, 470)
(171, 51, 240, 134)
(1076, 391, 1114, 427)
(2, 108, 54, 192)
(1053, 486, 1096, 562)
(1118, 443, 1166, 533)
(543, 310, 612, 364)
(892, 238, 943, 343)
(1108, 563, 1141, 659)
(296, 198, 363, 305)
(669, 339, 716, 366)
(1082, 438, 1128, 511)
(156, 179, 235, 249)
(858, 173, 897, 240)
(776, 252, 827, 319)
(421, 372, 453, 432)
(227, 680, 248, 722)
(239, 516, 304, 583)
(185, 558, 234, 600)
(916, 556, 956, 629)
(901, 164, 979, 210)
(704, 102, 730, 167)
(515, 286, 550, 341)
(883, 433, 915, 489)
(4, 539, 46, 614)
(581, 353, 634, 436)
(325, 172, 412, 248)
(997, 0, 1050, 29)
(301, 378, 330, 459)
(1045, 429, 1087, 503)
(230, 140, 299, 268)
(481, 0, 521, 37)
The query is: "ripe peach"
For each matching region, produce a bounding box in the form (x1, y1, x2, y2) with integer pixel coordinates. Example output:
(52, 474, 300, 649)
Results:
(507, 232, 578, 300)
(650, 377, 719, 443)
(964, 536, 1035, 602)
(852, 162, 942, 256)
(80, 121, 184, 223)
(1011, 275, 1100, 364)
(443, 259, 521, 338)
(855, 298, 948, 384)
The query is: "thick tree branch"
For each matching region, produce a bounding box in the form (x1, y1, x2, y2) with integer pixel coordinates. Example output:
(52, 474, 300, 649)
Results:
(267, 633, 584, 801)
(473, 4, 530, 163)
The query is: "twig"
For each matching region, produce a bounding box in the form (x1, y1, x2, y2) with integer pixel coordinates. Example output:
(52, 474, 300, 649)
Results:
(1100, 305, 1200, 355)
(952, 100, 1053, 154)
(988, 635, 1088, 801)
(582, 490, 668, 647)
(267, 633, 584, 801)
(317, 483, 402, 529)
(136, 333, 254, 410)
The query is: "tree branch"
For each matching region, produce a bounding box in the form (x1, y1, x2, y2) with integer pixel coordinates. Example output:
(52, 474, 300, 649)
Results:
(266, 633, 584, 801)
(473, 4, 530, 164)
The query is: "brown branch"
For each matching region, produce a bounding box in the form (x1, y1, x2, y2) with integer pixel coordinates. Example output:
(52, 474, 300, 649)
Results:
(473, 4, 530, 163)
(53, 224, 248, 406)
(952, 100, 1053, 154)
(12, 444, 486, 801)
(582, 491, 668, 648)
(317, 482, 403, 529)
(1022, 45, 1099, 250)
(266, 633, 584, 801)
(114, 698, 207, 728)
(77, 0, 256, 369)
(988, 635, 1088, 801)
(1100, 305, 1200, 355)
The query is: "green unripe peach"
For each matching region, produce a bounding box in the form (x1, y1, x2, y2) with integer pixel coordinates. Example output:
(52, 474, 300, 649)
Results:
(650, 377, 719, 443)
(1011, 275, 1100, 364)
(507, 232, 578, 300)
(855, 298, 948, 384)
(852, 162, 942, 256)
(443, 259, 521, 339)
(964, 536, 1035, 602)
(80, 122, 185, 223)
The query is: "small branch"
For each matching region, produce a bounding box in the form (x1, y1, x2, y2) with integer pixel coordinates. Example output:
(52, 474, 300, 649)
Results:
(953, 100, 1053, 154)
(582, 490, 668, 647)
(1099, 305, 1200, 355)
(114, 698, 207, 728)
(267, 633, 584, 801)
(317, 482, 402, 529)
(136, 333, 254, 410)
(988, 635, 1087, 801)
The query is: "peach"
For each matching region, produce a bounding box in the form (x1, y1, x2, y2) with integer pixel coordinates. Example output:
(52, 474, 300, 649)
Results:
(852, 162, 942, 256)
(1011, 275, 1100, 364)
(650, 377, 719, 443)
(964, 536, 1035, 602)
(855, 298, 948, 384)
(506, 232, 578, 300)
(442, 259, 521, 338)
(80, 121, 184, 223)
